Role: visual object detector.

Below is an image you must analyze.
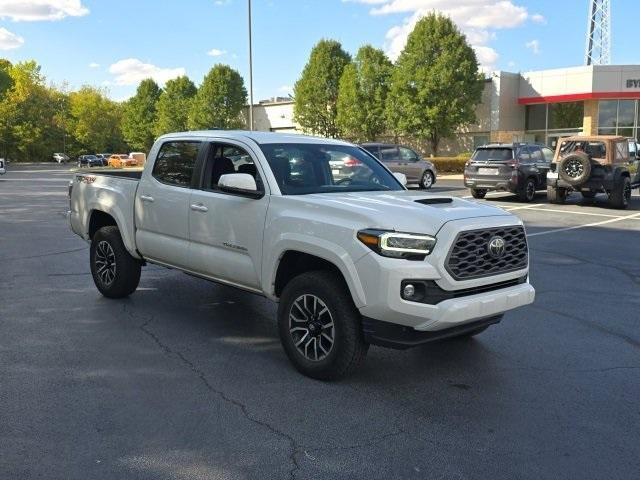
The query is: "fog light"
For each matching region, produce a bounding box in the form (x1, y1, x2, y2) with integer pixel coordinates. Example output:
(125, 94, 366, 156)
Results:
(403, 284, 416, 298)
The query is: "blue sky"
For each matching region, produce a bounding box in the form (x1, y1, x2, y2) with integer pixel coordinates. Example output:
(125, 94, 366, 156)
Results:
(0, 0, 637, 102)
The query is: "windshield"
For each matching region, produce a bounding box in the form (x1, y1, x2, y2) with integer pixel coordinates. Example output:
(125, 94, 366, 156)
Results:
(472, 148, 513, 162)
(259, 143, 404, 195)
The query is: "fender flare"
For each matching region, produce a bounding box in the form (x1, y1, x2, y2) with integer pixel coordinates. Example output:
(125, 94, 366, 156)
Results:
(265, 234, 368, 308)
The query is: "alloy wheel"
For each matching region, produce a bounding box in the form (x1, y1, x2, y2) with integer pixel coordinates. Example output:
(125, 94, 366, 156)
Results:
(95, 240, 116, 286)
(288, 294, 335, 362)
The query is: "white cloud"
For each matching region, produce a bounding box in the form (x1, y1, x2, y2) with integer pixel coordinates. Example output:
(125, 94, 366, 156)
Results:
(88, 62, 100, 68)
(525, 39, 540, 55)
(207, 48, 226, 57)
(345, 0, 538, 71)
(278, 85, 293, 94)
(214, 0, 230, 5)
(0, 27, 23, 49)
(531, 13, 546, 24)
(0, 0, 89, 21)
(108, 58, 185, 86)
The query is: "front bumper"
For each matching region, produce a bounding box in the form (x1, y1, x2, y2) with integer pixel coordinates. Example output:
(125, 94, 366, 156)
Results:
(355, 216, 534, 337)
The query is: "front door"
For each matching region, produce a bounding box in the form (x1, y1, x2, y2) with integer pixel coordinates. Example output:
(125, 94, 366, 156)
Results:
(187, 141, 269, 290)
(135, 140, 203, 268)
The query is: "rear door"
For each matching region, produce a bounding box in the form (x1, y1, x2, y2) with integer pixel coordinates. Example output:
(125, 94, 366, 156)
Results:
(135, 140, 203, 268)
(397, 146, 423, 183)
(468, 147, 514, 183)
(379, 145, 400, 174)
(187, 140, 269, 290)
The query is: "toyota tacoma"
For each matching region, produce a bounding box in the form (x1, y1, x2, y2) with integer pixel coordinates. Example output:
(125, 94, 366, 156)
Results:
(69, 131, 535, 379)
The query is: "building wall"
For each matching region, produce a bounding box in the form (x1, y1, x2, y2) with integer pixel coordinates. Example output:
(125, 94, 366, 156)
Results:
(583, 99, 599, 135)
(246, 101, 298, 133)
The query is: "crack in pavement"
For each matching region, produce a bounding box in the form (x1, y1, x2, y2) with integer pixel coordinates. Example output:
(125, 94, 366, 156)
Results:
(530, 246, 640, 287)
(530, 303, 640, 350)
(305, 429, 406, 455)
(123, 304, 303, 480)
(0, 246, 87, 262)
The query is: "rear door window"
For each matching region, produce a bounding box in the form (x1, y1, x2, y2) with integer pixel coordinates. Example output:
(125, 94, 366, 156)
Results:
(380, 146, 399, 163)
(152, 141, 201, 188)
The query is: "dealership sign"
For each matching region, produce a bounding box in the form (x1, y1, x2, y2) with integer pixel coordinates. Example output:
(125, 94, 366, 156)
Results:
(626, 79, 640, 88)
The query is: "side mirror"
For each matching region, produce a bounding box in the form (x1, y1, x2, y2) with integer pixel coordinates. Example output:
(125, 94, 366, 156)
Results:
(218, 173, 263, 198)
(392, 172, 407, 186)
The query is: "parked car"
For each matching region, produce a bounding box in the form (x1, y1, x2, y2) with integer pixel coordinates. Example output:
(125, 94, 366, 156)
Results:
(52, 153, 70, 164)
(0, 158, 5, 175)
(464, 143, 554, 202)
(69, 131, 535, 380)
(108, 154, 134, 168)
(96, 154, 112, 166)
(546, 135, 640, 209)
(360, 143, 437, 189)
(77, 155, 103, 168)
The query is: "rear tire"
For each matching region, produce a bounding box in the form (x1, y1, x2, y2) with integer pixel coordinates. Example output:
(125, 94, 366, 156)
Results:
(90, 226, 141, 298)
(547, 186, 567, 204)
(517, 178, 536, 202)
(470, 188, 487, 199)
(608, 176, 631, 209)
(419, 170, 434, 190)
(278, 271, 368, 380)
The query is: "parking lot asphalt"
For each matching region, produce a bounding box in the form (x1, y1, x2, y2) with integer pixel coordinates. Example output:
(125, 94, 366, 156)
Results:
(1, 164, 639, 480)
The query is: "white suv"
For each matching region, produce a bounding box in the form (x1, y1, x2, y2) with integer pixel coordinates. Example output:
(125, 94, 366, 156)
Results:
(69, 131, 535, 379)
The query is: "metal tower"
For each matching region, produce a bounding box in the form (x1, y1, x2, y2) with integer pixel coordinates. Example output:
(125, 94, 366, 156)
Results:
(585, 0, 611, 65)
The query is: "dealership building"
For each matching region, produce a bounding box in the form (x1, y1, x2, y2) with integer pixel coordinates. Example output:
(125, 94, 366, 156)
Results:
(249, 64, 640, 154)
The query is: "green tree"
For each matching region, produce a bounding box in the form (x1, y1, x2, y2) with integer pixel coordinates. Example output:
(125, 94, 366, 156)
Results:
(0, 61, 61, 161)
(67, 86, 125, 155)
(293, 39, 351, 137)
(337, 45, 392, 142)
(155, 75, 197, 136)
(188, 65, 247, 130)
(387, 13, 484, 155)
(122, 78, 161, 151)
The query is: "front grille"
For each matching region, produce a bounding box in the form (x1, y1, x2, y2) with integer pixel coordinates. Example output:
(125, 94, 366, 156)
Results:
(446, 226, 528, 280)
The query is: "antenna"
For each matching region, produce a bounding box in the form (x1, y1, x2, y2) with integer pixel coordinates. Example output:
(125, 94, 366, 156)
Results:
(585, 0, 611, 65)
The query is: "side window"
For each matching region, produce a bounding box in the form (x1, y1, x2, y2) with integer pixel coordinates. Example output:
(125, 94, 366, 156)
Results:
(530, 147, 544, 162)
(541, 147, 554, 162)
(380, 146, 399, 163)
(518, 147, 532, 162)
(152, 141, 201, 187)
(202, 143, 263, 191)
(399, 147, 419, 162)
(615, 141, 628, 162)
(366, 146, 381, 160)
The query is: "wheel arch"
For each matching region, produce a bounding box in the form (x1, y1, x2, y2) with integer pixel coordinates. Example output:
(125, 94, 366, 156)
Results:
(270, 247, 366, 308)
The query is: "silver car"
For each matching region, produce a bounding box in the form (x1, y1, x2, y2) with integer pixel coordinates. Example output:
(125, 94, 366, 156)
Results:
(360, 143, 437, 189)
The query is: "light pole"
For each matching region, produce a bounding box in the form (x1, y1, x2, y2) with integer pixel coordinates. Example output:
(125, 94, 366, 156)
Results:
(248, 0, 254, 130)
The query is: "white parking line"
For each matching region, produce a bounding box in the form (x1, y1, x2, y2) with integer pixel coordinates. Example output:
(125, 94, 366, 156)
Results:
(527, 212, 640, 237)
(501, 204, 545, 211)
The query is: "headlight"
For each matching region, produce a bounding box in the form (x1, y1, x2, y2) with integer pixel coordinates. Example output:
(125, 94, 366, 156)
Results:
(357, 229, 436, 259)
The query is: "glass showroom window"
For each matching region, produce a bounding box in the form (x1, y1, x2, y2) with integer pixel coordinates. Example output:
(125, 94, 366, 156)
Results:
(548, 102, 584, 131)
(598, 100, 639, 138)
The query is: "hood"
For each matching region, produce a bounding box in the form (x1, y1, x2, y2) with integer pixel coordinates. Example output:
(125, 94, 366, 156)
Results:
(296, 190, 513, 236)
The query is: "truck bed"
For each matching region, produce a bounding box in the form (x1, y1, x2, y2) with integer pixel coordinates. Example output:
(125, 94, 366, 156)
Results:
(82, 169, 143, 180)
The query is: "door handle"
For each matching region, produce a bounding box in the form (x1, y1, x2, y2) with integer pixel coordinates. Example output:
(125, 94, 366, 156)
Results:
(140, 195, 154, 203)
(190, 203, 208, 212)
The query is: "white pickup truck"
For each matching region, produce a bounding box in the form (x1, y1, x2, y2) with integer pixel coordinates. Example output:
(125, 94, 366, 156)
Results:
(69, 131, 535, 379)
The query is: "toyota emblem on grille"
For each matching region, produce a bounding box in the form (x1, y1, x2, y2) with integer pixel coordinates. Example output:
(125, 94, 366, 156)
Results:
(487, 236, 506, 258)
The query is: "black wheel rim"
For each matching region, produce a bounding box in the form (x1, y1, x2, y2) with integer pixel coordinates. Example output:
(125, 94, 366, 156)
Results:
(564, 159, 584, 178)
(289, 294, 335, 362)
(95, 240, 116, 286)
(526, 181, 535, 200)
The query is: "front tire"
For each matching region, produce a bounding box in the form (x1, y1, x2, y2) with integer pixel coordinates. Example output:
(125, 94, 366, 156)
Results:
(419, 170, 434, 190)
(90, 226, 141, 298)
(278, 271, 368, 380)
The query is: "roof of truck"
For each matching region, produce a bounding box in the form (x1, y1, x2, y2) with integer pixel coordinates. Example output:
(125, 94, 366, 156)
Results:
(157, 130, 354, 146)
